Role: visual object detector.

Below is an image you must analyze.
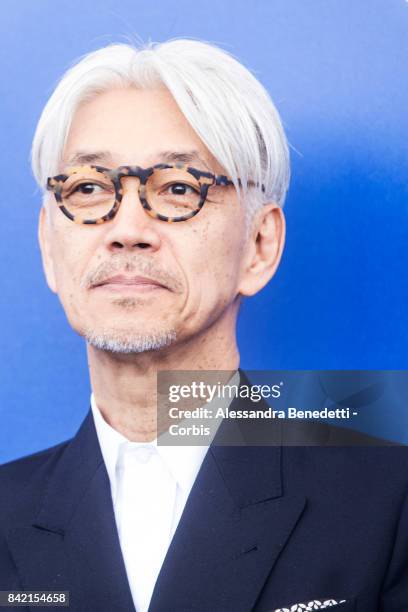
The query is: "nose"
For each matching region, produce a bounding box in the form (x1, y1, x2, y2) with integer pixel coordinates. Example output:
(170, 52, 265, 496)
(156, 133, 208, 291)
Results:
(104, 177, 162, 253)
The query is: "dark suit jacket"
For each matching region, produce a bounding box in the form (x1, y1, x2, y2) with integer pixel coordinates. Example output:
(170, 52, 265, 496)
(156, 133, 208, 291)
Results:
(1, 374, 408, 611)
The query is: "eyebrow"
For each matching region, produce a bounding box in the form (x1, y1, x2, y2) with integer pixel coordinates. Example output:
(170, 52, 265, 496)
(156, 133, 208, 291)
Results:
(159, 150, 210, 169)
(65, 150, 113, 166)
(64, 149, 211, 170)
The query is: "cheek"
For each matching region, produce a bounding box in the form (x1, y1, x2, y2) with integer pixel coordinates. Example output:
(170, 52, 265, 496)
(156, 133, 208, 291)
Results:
(50, 229, 91, 296)
(184, 215, 245, 301)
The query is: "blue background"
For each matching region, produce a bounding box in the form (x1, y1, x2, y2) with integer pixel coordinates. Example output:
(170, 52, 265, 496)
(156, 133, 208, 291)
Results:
(0, 0, 407, 461)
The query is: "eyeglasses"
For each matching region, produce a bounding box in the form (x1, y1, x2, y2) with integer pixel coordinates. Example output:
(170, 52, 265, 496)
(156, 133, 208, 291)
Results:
(46, 163, 243, 225)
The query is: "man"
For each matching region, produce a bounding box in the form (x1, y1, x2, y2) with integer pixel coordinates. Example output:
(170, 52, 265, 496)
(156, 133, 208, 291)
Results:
(0, 39, 407, 612)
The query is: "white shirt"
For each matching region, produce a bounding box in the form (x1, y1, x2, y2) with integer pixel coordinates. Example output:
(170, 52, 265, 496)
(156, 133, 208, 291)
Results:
(90, 372, 239, 612)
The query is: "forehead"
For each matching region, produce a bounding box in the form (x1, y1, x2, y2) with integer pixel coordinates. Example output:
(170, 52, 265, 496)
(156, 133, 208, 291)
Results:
(63, 87, 223, 172)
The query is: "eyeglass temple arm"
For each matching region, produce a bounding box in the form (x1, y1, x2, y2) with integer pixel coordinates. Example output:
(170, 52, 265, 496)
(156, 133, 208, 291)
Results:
(215, 175, 266, 193)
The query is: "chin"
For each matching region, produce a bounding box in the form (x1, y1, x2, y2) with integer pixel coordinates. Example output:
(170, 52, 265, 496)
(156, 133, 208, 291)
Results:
(83, 327, 178, 354)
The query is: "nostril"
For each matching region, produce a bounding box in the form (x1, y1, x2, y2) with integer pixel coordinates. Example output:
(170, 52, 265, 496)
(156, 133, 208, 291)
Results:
(110, 241, 153, 250)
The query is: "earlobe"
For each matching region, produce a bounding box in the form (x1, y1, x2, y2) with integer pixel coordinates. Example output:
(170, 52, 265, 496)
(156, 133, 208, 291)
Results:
(238, 204, 286, 297)
(38, 205, 58, 294)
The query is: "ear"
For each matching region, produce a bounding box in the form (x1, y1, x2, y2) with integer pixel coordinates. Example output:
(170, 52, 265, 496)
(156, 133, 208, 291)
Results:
(238, 203, 285, 297)
(38, 205, 58, 294)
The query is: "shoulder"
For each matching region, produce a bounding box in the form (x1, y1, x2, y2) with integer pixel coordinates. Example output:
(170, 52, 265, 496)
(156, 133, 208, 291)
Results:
(299, 419, 403, 446)
(0, 440, 70, 481)
(0, 441, 71, 522)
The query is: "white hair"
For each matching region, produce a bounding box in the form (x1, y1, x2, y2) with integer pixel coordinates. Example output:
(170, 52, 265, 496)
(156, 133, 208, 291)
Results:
(31, 38, 290, 220)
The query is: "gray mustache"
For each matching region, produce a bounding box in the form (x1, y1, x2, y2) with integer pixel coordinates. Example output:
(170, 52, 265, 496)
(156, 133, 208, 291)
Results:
(81, 254, 183, 293)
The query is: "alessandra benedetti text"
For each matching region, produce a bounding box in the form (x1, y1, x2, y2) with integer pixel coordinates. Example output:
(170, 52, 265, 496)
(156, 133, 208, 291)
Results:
(168, 407, 355, 420)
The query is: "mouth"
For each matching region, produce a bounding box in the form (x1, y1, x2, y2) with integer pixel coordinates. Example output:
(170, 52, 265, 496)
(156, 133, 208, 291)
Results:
(91, 274, 168, 293)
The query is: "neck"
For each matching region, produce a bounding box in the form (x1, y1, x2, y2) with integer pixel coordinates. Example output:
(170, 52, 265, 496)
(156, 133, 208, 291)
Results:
(87, 317, 240, 442)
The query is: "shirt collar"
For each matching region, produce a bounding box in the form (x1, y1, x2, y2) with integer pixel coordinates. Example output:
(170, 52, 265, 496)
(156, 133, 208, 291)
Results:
(91, 393, 128, 495)
(91, 370, 240, 498)
(91, 394, 212, 499)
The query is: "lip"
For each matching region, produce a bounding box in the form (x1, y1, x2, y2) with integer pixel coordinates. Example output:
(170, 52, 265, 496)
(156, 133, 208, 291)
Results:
(91, 274, 168, 292)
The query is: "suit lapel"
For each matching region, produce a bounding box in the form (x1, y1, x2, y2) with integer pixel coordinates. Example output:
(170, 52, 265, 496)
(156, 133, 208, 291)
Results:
(149, 382, 307, 612)
(6, 412, 135, 612)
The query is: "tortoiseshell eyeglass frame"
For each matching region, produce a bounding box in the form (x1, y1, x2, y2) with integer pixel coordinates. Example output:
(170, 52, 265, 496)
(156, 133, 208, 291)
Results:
(46, 162, 261, 225)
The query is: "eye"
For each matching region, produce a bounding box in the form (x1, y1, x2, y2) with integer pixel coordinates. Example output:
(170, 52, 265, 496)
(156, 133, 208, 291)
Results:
(73, 182, 105, 195)
(167, 182, 199, 195)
